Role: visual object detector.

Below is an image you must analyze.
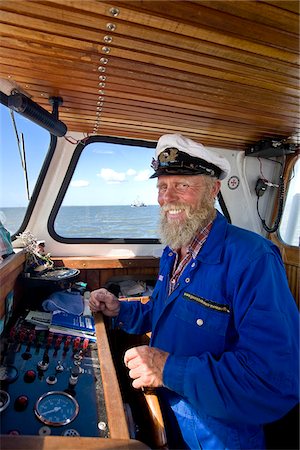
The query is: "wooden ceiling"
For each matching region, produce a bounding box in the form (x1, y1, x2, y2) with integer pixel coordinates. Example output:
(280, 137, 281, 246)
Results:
(0, 0, 299, 149)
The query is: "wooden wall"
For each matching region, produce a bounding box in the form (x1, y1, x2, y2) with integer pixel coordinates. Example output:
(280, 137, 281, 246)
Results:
(53, 257, 160, 291)
(0, 251, 26, 321)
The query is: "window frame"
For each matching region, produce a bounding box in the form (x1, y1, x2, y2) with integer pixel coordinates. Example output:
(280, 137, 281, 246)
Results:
(276, 153, 300, 248)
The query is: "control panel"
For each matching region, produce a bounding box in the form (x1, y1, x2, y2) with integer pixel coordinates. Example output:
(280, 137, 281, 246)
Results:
(0, 315, 109, 438)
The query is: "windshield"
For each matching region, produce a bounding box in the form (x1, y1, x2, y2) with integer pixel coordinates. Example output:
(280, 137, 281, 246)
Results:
(0, 103, 50, 235)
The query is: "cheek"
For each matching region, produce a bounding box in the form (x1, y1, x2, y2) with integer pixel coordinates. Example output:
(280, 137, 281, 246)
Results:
(157, 192, 164, 206)
(183, 193, 199, 208)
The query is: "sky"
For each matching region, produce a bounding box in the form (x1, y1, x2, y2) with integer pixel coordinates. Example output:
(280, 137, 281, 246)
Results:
(0, 103, 158, 207)
(63, 141, 158, 206)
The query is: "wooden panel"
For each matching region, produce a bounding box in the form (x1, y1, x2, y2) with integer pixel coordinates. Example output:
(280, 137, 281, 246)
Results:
(285, 264, 299, 308)
(94, 312, 130, 439)
(0, 251, 26, 317)
(0, 436, 149, 449)
(143, 391, 167, 448)
(0, 0, 299, 148)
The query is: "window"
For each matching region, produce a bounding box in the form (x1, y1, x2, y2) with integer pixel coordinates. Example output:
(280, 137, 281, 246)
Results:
(53, 140, 160, 240)
(279, 158, 300, 247)
(53, 138, 230, 241)
(0, 103, 50, 235)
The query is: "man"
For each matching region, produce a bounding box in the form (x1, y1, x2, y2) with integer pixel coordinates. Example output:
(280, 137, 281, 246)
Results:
(90, 134, 299, 449)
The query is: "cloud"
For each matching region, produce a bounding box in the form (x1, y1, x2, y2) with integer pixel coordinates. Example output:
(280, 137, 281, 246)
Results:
(97, 168, 126, 183)
(127, 168, 136, 176)
(70, 179, 89, 187)
(92, 149, 114, 154)
(134, 169, 151, 181)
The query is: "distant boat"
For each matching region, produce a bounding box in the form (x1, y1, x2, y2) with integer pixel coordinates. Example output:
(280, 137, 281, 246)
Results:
(131, 198, 147, 207)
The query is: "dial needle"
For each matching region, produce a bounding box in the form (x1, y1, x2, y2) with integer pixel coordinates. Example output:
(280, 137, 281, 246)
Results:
(43, 406, 61, 415)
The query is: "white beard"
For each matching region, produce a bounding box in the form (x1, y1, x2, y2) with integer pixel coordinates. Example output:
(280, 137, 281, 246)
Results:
(159, 199, 216, 250)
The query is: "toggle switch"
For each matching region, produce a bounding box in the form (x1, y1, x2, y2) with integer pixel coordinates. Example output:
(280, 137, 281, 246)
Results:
(69, 366, 80, 386)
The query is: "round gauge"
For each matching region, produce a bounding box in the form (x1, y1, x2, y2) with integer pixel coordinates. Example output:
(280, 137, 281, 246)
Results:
(0, 365, 18, 383)
(0, 390, 10, 412)
(34, 391, 79, 426)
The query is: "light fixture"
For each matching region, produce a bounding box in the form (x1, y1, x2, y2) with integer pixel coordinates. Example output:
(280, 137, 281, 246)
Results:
(6, 92, 67, 137)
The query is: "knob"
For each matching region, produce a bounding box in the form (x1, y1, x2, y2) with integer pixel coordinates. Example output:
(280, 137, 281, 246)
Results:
(69, 366, 80, 386)
(46, 333, 54, 347)
(38, 351, 49, 371)
(14, 395, 29, 411)
(73, 337, 81, 352)
(82, 338, 89, 351)
(19, 330, 26, 342)
(46, 375, 57, 385)
(42, 351, 49, 365)
(55, 361, 64, 372)
(55, 335, 63, 349)
(21, 352, 32, 360)
(28, 332, 36, 344)
(24, 370, 36, 383)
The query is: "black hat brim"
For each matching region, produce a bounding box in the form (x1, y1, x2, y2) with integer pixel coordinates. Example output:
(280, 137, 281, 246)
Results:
(149, 167, 217, 179)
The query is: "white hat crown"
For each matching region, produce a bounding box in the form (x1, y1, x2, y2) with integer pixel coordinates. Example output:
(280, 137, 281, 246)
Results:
(152, 133, 230, 180)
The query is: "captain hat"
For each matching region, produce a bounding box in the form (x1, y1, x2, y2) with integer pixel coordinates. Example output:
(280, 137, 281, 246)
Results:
(150, 133, 230, 180)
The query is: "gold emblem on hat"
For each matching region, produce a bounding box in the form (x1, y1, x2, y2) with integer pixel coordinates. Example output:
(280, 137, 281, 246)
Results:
(159, 148, 178, 163)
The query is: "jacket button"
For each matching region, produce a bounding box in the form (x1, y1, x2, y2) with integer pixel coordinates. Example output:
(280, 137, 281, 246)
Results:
(168, 252, 173, 257)
(185, 277, 190, 283)
(196, 319, 204, 326)
(191, 262, 196, 268)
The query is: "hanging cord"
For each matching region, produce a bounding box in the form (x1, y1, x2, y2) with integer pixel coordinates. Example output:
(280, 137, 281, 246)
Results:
(64, 134, 90, 145)
(256, 157, 286, 233)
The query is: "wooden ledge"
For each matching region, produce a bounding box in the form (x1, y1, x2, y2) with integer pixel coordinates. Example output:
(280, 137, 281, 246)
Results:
(0, 251, 26, 309)
(0, 436, 150, 449)
(0, 250, 26, 278)
(94, 312, 129, 439)
(52, 256, 160, 270)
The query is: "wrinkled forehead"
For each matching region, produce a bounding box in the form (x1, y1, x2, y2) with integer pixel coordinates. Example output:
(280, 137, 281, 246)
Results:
(156, 173, 204, 185)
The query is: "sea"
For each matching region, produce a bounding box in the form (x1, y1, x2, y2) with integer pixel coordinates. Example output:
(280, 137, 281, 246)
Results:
(0, 205, 161, 239)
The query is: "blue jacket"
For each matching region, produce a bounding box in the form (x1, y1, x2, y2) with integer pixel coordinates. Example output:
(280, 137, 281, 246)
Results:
(115, 212, 299, 449)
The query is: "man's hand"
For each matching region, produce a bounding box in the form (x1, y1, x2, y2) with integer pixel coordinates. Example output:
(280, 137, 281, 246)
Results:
(124, 345, 169, 389)
(89, 288, 120, 317)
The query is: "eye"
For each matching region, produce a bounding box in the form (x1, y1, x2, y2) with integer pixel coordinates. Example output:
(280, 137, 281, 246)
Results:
(176, 182, 189, 192)
(157, 184, 167, 193)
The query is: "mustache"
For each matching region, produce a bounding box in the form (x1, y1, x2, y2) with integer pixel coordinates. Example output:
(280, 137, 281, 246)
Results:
(160, 203, 194, 220)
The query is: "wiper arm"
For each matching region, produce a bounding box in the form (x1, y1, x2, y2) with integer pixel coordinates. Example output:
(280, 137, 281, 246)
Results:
(9, 109, 30, 201)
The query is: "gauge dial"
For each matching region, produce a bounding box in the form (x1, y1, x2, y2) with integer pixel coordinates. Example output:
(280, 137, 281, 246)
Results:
(0, 390, 10, 413)
(0, 365, 18, 383)
(34, 391, 79, 426)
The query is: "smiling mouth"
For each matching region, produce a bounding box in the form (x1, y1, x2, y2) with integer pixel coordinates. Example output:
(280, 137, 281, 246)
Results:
(168, 209, 184, 215)
(165, 208, 188, 222)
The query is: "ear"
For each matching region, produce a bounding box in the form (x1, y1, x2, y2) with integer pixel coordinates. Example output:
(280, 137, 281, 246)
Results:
(212, 179, 221, 198)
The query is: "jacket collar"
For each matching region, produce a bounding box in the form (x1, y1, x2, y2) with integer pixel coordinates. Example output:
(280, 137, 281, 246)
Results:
(195, 211, 228, 264)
